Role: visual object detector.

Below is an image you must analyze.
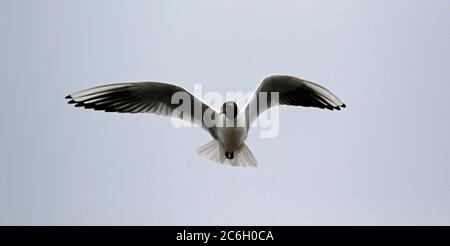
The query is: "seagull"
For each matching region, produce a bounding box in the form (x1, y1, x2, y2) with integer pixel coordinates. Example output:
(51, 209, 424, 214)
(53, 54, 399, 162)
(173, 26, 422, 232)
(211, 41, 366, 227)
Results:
(65, 75, 346, 167)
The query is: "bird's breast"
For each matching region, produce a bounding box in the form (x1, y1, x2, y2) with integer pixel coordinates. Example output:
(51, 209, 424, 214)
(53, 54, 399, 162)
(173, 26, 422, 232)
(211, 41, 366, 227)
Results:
(217, 126, 246, 151)
(216, 116, 247, 151)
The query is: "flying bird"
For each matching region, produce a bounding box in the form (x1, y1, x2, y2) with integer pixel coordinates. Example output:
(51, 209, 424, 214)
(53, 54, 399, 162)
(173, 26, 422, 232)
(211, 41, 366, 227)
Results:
(65, 75, 346, 167)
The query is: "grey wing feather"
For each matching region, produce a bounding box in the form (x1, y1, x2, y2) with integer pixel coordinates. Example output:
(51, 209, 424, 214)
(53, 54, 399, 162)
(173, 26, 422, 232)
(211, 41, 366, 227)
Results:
(244, 75, 346, 128)
(66, 82, 218, 138)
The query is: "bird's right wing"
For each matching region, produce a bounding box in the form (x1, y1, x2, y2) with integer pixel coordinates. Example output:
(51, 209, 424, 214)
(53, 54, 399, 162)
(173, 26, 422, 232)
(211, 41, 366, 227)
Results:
(66, 82, 219, 138)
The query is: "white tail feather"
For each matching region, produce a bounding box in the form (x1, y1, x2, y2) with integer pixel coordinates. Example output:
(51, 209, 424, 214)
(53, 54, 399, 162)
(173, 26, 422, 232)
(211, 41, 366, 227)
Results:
(196, 140, 258, 167)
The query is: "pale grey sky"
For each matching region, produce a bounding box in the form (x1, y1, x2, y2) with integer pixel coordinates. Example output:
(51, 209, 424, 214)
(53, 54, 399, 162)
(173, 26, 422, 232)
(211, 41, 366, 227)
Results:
(0, 0, 449, 225)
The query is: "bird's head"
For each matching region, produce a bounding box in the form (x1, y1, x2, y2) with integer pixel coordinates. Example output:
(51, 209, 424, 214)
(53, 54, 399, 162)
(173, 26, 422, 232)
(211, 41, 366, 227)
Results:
(221, 101, 239, 120)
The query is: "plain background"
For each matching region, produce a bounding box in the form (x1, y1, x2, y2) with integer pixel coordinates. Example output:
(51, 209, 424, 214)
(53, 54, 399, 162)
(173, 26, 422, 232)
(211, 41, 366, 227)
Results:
(1, 0, 449, 225)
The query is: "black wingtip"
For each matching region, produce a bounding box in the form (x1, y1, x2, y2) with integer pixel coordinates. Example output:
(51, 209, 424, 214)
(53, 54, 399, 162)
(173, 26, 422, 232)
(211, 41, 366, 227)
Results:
(68, 100, 77, 104)
(65, 95, 72, 99)
(341, 104, 346, 108)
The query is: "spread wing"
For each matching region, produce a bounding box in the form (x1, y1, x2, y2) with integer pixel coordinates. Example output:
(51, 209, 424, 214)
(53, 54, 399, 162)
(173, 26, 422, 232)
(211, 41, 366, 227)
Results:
(65, 82, 218, 138)
(244, 75, 346, 127)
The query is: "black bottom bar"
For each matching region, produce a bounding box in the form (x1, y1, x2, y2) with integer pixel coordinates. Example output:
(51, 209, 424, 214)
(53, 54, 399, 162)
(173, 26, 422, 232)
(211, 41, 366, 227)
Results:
(0, 226, 449, 243)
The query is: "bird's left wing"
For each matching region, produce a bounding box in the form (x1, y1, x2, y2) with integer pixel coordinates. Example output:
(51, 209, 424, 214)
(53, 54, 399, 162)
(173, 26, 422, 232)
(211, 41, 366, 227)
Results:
(66, 82, 218, 138)
(243, 75, 346, 128)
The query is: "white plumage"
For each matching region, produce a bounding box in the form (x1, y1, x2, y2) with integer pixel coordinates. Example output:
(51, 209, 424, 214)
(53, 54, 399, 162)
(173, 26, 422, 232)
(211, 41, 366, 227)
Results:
(66, 75, 346, 167)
